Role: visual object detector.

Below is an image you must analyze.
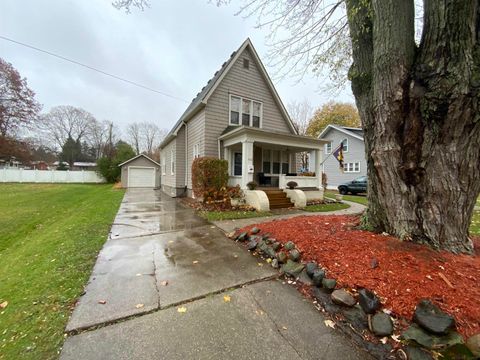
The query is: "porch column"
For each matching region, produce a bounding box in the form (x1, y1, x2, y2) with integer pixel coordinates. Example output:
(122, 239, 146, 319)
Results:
(241, 140, 254, 189)
(224, 147, 231, 175)
(314, 149, 322, 188)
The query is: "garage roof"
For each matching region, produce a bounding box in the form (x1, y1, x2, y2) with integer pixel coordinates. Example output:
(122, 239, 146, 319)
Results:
(118, 154, 160, 167)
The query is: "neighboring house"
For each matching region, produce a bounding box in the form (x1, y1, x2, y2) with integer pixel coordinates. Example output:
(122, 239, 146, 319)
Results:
(119, 154, 161, 188)
(71, 162, 97, 171)
(317, 124, 367, 189)
(159, 38, 326, 198)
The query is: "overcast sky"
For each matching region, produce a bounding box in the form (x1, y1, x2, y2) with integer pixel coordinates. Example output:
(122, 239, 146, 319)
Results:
(0, 0, 353, 137)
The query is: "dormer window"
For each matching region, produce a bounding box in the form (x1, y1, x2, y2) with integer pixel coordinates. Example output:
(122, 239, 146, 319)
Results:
(229, 95, 262, 128)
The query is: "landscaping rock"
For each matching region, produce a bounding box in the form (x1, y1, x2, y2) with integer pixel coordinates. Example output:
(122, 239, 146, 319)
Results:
(247, 240, 257, 251)
(236, 232, 248, 242)
(331, 289, 356, 307)
(358, 288, 381, 314)
(276, 251, 287, 263)
(271, 242, 281, 251)
(289, 249, 301, 262)
(413, 300, 455, 335)
(305, 262, 317, 278)
(262, 233, 271, 240)
(250, 227, 260, 234)
(263, 246, 277, 259)
(344, 305, 368, 330)
(284, 241, 295, 250)
(322, 278, 336, 292)
(401, 324, 463, 350)
(282, 260, 305, 278)
(440, 344, 475, 359)
(370, 313, 394, 337)
(466, 333, 480, 357)
(312, 269, 325, 287)
(271, 259, 279, 269)
(370, 258, 379, 269)
(403, 346, 434, 360)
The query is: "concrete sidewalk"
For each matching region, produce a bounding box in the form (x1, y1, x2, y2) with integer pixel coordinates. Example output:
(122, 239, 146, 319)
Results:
(61, 189, 372, 359)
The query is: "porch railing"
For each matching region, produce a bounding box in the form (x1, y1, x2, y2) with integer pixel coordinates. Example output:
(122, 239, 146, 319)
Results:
(279, 174, 321, 189)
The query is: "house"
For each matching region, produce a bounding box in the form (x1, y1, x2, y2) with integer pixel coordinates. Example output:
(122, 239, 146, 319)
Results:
(160, 38, 326, 209)
(119, 154, 161, 188)
(317, 124, 366, 189)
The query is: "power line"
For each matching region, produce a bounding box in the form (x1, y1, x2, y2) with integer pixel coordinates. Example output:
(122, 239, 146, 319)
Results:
(0, 35, 189, 103)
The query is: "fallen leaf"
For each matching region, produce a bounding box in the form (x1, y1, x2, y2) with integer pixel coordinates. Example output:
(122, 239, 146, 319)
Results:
(98, 300, 107, 305)
(223, 295, 231, 303)
(168, 240, 174, 244)
(0, 301, 8, 309)
(324, 320, 335, 329)
(282, 326, 288, 330)
(177, 306, 187, 313)
(391, 334, 401, 342)
(192, 260, 199, 264)
(266, 258, 272, 263)
(160, 280, 169, 286)
(257, 263, 263, 267)
(380, 337, 388, 344)
(135, 304, 144, 309)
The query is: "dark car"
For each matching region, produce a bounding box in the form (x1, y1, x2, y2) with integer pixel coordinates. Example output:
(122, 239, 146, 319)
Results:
(338, 176, 367, 195)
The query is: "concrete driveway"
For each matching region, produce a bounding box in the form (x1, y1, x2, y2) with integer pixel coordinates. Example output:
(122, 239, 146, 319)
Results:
(61, 189, 372, 359)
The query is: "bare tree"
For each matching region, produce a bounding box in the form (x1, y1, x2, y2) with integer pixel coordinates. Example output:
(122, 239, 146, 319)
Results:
(218, 0, 480, 254)
(288, 99, 314, 170)
(112, 0, 150, 12)
(126, 122, 141, 155)
(39, 106, 97, 151)
(90, 120, 115, 159)
(0, 58, 41, 137)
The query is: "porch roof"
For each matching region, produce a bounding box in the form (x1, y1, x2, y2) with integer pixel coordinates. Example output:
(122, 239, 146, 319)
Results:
(219, 126, 327, 150)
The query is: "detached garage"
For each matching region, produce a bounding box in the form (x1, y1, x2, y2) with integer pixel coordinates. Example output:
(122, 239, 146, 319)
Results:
(119, 154, 160, 188)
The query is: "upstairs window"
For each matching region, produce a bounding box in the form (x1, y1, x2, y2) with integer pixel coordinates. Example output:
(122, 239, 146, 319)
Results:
(325, 142, 332, 154)
(342, 138, 349, 152)
(229, 95, 262, 128)
(230, 96, 240, 125)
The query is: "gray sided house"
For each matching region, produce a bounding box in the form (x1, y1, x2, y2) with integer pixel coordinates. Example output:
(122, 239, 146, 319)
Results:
(318, 125, 367, 189)
(160, 38, 326, 208)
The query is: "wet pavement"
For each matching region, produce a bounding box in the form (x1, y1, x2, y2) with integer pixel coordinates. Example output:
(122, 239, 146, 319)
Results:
(61, 189, 372, 359)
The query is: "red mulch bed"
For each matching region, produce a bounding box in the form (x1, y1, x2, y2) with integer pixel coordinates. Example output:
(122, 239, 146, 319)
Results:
(240, 215, 480, 338)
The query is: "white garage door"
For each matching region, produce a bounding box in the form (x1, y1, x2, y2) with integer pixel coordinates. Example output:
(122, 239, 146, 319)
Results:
(128, 167, 156, 188)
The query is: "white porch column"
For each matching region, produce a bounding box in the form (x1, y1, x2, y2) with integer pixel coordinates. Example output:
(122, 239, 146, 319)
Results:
(241, 140, 254, 189)
(315, 149, 322, 188)
(224, 147, 231, 175)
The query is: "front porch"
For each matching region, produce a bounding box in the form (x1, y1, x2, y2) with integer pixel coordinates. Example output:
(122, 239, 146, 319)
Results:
(219, 126, 326, 191)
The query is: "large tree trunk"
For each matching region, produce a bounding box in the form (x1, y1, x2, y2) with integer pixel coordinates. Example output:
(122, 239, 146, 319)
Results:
(346, 0, 480, 254)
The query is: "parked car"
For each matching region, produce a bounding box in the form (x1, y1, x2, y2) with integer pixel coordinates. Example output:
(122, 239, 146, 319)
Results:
(338, 176, 367, 195)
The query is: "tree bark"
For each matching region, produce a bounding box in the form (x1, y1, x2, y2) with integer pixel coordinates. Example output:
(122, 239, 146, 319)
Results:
(346, 0, 480, 254)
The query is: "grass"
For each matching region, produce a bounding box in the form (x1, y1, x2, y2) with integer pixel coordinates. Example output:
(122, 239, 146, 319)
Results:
(304, 202, 351, 212)
(0, 184, 124, 360)
(471, 210, 480, 236)
(198, 210, 272, 221)
(324, 191, 368, 205)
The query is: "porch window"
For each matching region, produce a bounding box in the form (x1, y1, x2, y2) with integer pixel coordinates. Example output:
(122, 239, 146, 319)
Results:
(233, 152, 242, 176)
(229, 95, 263, 128)
(272, 150, 280, 174)
(281, 152, 289, 174)
(230, 96, 241, 125)
(262, 149, 271, 173)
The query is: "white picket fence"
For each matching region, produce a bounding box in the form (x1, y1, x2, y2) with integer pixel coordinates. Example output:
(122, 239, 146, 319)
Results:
(0, 168, 105, 183)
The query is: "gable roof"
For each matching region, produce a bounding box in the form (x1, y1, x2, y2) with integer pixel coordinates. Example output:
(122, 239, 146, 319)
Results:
(160, 38, 297, 148)
(118, 154, 160, 167)
(318, 124, 364, 141)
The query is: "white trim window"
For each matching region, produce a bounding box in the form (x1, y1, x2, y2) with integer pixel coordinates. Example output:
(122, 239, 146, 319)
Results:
(193, 144, 200, 159)
(170, 149, 175, 175)
(325, 141, 332, 154)
(342, 138, 349, 152)
(229, 95, 262, 128)
(343, 162, 360, 173)
(161, 158, 166, 175)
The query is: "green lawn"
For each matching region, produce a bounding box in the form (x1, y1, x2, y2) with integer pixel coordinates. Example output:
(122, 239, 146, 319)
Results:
(0, 184, 124, 360)
(198, 210, 272, 221)
(324, 191, 368, 205)
(471, 210, 480, 236)
(304, 202, 350, 212)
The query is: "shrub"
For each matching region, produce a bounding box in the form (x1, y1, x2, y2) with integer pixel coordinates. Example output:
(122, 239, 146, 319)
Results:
(322, 173, 328, 189)
(246, 181, 257, 190)
(202, 186, 231, 210)
(227, 185, 243, 199)
(286, 181, 298, 189)
(300, 171, 316, 177)
(192, 157, 229, 198)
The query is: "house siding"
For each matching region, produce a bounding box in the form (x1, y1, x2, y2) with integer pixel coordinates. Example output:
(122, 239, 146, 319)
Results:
(204, 47, 293, 157)
(176, 125, 186, 188)
(160, 138, 180, 196)
(186, 110, 206, 189)
(321, 129, 367, 188)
